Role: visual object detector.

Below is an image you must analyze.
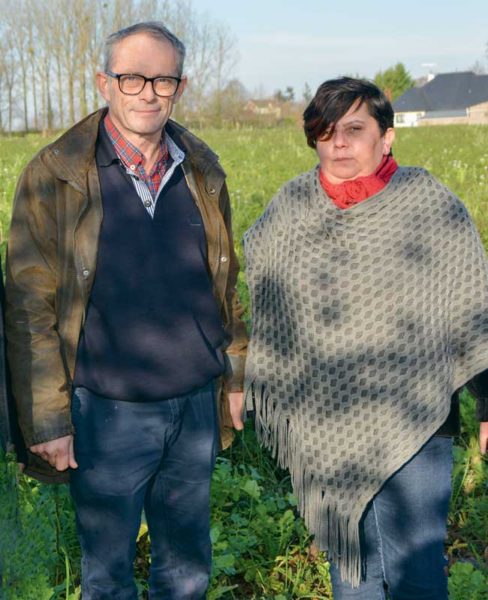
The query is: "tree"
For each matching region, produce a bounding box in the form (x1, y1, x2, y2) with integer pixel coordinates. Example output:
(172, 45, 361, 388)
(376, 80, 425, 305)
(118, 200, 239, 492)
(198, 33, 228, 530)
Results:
(0, 0, 241, 131)
(4, 0, 30, 131)
(274, 86, 295, 103)
(0, 28, 17, 132)
(283, 86, 294, 102)
(49, 0, 67, 129)
(183, 18, 215, 116)
(0, 45, 7, 131)
(303, 82, 313, 104)
(26, 0, 40, 131)
(31, 0, 58, 132)
(374, 62, 414, 101)
(210, 78, 247, 125)
(273, 89, 286, 102)
(211, 25, 238, 124)
(470, 60, 486, 75)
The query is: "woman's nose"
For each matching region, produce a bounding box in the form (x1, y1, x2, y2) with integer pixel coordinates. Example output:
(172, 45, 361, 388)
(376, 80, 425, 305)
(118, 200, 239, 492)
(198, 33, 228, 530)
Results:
(333, 129, 347, 147)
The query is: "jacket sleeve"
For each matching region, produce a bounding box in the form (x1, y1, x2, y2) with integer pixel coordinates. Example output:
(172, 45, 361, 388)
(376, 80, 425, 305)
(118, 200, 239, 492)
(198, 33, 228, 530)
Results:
(5, 157, 73, 447)
(464, 369, 488, 421)
(219, 181, 248, 392)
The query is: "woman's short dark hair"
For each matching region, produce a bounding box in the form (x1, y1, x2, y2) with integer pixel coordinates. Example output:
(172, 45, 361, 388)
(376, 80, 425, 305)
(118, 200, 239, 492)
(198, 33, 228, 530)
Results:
(303, 77, 394, 148)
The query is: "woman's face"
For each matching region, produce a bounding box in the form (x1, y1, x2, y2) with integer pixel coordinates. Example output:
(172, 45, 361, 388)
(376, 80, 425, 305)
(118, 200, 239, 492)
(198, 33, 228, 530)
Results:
(316, 100, 395, 184)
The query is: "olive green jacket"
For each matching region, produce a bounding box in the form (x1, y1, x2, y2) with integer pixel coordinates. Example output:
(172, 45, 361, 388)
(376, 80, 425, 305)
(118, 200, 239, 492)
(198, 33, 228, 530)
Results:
(5, 109, 248, 483)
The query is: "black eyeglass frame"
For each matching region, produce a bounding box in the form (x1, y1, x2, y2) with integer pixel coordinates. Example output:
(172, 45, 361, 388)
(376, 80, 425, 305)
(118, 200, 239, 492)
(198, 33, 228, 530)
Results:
(105, 70, 182, 97)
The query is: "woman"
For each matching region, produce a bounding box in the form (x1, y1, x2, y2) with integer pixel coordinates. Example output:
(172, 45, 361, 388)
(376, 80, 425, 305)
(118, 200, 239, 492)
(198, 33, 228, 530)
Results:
(244, 77, 488, 599)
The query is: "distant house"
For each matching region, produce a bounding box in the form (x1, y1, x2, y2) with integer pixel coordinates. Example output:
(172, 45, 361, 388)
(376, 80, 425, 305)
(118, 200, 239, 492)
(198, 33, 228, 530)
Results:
(393, 71, 488, 127)
(244, 99, 282, 119)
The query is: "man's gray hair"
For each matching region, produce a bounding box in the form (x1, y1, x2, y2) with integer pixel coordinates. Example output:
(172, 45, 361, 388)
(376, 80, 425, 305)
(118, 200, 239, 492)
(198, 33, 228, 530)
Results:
(103, 21, 186, 76)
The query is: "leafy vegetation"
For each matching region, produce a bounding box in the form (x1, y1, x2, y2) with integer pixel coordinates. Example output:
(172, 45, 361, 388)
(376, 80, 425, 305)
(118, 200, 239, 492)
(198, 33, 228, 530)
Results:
(1, 124, 487, 599)
(373, 62, 414, 101)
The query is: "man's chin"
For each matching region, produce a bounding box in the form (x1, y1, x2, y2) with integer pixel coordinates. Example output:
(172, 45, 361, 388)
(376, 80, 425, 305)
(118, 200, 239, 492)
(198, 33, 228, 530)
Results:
(130, 119, 167, 136)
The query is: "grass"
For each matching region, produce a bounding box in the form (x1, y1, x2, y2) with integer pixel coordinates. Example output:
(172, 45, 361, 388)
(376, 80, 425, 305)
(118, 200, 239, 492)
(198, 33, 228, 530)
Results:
(0, 123, 487, 599)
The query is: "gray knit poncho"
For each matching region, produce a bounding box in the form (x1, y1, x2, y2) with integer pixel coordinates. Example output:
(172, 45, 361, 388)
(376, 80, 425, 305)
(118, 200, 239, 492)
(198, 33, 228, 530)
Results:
(243, 166, 488, 586)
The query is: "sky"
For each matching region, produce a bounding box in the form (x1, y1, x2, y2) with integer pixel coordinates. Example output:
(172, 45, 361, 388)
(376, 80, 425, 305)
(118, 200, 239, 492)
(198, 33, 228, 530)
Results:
(192, 0, 488, 99)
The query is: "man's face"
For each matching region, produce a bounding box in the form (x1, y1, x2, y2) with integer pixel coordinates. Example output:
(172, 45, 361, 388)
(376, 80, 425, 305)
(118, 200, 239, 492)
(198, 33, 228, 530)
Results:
(316, 100, 395, 184)
(97, 33, 186, 143)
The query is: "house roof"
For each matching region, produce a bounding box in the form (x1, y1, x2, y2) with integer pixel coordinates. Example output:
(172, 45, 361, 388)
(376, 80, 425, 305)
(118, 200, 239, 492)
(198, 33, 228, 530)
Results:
(393, 71, 488, 113)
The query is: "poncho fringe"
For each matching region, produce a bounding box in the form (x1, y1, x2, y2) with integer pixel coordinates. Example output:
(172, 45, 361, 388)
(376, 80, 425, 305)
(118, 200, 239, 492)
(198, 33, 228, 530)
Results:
(251, 382, 362, 584)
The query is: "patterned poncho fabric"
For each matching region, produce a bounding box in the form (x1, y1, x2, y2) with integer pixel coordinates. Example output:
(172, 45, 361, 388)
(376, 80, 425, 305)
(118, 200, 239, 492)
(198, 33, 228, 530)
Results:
(243, 166, 488, 586)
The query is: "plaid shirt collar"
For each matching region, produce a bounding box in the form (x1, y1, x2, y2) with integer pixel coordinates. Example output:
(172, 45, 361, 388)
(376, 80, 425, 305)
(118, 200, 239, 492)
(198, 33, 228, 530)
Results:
(104, 113, 170, 197)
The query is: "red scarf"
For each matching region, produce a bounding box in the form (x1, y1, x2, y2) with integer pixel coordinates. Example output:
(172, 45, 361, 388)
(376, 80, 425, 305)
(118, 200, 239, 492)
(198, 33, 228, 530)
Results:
(319, 155, 398, 209)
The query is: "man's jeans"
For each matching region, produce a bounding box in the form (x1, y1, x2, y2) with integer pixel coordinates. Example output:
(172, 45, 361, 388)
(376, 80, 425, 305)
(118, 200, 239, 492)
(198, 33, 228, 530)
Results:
(70, 381, 219, 600)
(330, 435, 453, 600)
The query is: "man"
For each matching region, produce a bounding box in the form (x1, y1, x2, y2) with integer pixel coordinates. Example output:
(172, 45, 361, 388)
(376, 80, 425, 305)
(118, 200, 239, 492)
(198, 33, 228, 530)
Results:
(0, 267, 12, 456)
(0, 266, 25, 465)
(6, 22, 247, 599)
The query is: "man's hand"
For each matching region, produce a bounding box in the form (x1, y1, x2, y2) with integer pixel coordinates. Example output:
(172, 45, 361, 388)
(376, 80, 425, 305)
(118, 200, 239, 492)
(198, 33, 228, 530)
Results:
(30, 434, 78, 471)
(480, 422, 488, 455)
(228, 391, 245, 431)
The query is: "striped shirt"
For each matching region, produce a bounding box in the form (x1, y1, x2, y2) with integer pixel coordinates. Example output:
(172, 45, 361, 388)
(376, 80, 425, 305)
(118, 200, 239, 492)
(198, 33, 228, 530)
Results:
(104, 113, 186, 218)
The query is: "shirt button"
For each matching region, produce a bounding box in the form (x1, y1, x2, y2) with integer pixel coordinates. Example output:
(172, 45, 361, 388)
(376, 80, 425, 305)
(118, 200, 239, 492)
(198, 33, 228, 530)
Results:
(144, 200, 152, 208)
(208, 186, 216, 195)
(130, 164, 136, 171)
(220, 256, 228, 263)
(82, 269, 90, 278)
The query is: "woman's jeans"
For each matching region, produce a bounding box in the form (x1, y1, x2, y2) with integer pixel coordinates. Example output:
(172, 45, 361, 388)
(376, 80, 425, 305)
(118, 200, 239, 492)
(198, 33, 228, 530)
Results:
(70, 381, 219, 600)
(330, 435, 453, 600)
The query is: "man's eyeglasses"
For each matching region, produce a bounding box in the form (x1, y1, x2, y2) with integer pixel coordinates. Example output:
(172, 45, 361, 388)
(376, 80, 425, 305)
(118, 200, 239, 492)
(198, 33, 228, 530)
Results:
(106, 71, 182, 98)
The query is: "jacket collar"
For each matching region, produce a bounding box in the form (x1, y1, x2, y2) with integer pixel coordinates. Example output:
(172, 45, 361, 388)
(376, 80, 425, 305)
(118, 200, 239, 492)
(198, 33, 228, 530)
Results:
(165, 119, 222, 176)
(43, 108, 223, 189)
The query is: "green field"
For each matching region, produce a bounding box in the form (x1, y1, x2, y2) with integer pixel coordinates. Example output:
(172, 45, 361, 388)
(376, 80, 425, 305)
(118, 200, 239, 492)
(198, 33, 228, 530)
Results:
(0, 125, 487, 599)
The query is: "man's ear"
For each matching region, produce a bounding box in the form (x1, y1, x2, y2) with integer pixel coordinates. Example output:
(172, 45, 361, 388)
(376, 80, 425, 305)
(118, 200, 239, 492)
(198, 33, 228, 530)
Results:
(173, 76, 188, 104)
(96, 72, 110, 103)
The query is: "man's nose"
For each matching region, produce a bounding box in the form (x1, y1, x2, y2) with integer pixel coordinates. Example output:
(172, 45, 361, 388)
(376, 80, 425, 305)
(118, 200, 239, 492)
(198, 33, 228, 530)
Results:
(139, 80, 157, 100)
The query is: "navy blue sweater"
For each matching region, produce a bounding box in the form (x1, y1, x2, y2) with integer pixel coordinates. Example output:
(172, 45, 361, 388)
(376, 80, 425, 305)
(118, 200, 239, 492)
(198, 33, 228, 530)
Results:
(74, 128, 225, 400)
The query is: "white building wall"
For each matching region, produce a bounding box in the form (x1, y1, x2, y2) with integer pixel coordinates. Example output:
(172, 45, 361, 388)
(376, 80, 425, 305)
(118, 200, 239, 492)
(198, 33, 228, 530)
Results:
(394, 111, 425, 127)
